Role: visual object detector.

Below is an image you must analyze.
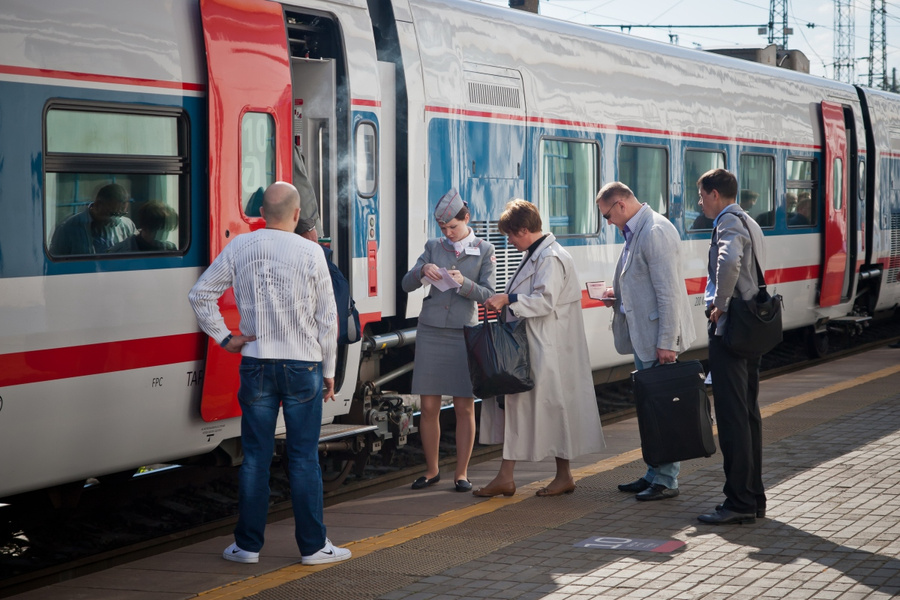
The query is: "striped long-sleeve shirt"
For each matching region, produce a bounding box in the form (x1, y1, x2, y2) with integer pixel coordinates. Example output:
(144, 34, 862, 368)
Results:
(188, 228, 338, 378)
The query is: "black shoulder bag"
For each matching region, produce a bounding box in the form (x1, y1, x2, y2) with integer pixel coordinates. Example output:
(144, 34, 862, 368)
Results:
(463, 310, 534, 398)
(722, 212, 783, 359)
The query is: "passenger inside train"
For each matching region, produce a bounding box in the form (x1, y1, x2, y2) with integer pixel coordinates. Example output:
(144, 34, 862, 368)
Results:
(107, 201, 178, 253)
(789, 191, 813, 226)
(48, 182, 136, 255)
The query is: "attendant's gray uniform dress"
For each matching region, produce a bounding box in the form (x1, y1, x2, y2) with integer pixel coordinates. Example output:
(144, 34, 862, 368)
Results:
(402, 236, 496, 397)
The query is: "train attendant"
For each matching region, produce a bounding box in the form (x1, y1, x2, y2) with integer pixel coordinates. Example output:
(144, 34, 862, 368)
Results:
(401, 189, 496, 492)
(480, 199, 605, 498)
(697, 168, 766, 525)
(188, 182, 351, 565)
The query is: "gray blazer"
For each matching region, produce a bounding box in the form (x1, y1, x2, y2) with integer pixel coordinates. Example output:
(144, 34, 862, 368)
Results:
(611, 206, 696, 363)
(402, 236, 496, 328)
(709, 203, 766, 336)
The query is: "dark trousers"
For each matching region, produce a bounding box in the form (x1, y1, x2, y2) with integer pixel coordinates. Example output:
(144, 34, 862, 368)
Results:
(708, 328, 766, 514)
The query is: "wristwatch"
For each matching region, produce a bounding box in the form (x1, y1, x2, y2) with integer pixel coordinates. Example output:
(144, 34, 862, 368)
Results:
(220, 333, 233, 348)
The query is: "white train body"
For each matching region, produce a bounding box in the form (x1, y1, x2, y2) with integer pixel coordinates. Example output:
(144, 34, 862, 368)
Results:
(1, 0, 898, 500)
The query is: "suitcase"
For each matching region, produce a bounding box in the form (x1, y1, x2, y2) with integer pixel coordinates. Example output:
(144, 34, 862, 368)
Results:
(631, 360, 715, 466)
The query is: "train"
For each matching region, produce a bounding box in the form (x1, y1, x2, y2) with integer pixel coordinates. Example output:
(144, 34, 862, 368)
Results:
(2, 0, 899, 504)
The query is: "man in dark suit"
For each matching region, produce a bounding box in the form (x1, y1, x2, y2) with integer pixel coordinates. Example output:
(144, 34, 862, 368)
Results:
(696, 168, 766, 525)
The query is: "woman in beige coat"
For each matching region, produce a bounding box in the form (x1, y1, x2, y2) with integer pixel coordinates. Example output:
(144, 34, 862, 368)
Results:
(479, 199, 604, 497)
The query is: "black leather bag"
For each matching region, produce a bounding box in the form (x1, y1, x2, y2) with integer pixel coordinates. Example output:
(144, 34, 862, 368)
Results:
(725, 287, 783, 359)
(722, 213, 783, 359)
(463, 312, 534, 398)
(632, 360, 715, 466)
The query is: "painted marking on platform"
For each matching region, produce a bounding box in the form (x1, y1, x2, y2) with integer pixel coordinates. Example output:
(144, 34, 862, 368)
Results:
(575, 536, 687, 553)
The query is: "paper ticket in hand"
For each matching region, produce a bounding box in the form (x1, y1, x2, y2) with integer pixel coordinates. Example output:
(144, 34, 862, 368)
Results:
(421, 267, 462, 292)
(586, 280, 610, 301)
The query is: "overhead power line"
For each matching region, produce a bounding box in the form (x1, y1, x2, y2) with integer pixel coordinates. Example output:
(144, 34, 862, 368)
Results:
(591, 23, 766, 29)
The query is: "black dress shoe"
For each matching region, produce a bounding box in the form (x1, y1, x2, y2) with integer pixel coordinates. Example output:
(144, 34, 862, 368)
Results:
(698, 507, 756, 525)
(455, 479, 473, 492)
(617, 478, 651, 493)
(716, 503, 765, 518)
(411, 474, 440, 490)
(635, 483, 679, 501)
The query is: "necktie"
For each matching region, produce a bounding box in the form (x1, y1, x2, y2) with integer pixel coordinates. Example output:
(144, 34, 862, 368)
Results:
(706, 225, 718, 307)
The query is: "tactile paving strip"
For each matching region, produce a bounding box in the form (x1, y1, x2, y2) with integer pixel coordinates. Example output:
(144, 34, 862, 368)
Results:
(246, 374, 900, 600)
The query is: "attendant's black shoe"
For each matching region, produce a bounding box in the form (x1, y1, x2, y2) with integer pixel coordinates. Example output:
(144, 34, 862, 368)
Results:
(635, 483, 679, 501)
(698, 507, 756, 525)
(716, 503, 765, 518)
(411, 474, 440, 490)
(617, 478, 651, 493)
(890, 341, 900, 348)
(454, 479, 473, 492)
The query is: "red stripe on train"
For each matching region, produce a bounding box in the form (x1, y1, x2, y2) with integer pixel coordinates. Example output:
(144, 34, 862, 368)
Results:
(0, 64, 206, 92)
(1, 333, 207, 388)
(582, 265, 821, 309)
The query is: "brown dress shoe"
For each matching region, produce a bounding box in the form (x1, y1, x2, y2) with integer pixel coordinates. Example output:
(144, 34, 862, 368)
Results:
(535, 480, 576, 497)
(472, 481, 516, 497)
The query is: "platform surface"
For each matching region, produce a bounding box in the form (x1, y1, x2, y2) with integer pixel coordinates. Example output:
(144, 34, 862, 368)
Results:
(10, 346, 900, 600)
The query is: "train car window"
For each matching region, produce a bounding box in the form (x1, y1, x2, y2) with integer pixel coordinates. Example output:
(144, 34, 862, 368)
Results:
(684, 150, 725, 230)
(538, 138, 599, 236)
(44, 106, 187, 258)
(786, 158, 817, 227)
(738, 154, 774, 227)
(241, 112, 276, 218)
(355, 120, 377, 198)
(833, 158, 844, 210)
(618, 145, 667, 216)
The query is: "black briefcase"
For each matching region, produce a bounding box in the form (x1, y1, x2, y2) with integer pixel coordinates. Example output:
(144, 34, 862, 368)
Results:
(631, 360, 715, 466)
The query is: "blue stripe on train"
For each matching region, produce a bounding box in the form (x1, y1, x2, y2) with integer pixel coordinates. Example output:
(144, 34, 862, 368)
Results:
(0, 80, 207, 279)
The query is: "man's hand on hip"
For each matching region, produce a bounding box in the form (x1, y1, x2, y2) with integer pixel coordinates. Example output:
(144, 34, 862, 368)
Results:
(223, 334, 256, 353)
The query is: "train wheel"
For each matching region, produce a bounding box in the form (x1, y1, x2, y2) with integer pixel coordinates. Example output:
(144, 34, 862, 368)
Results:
(806, 327, 829, 358)
(321, 458, 354, 493)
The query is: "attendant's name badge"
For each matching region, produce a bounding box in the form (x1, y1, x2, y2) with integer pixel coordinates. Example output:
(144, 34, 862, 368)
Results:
(464, 246, 480, 256)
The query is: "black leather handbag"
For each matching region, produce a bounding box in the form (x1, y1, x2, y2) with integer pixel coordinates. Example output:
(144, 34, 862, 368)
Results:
(463, 312, 533, 398)
(723, 213, 783, 359)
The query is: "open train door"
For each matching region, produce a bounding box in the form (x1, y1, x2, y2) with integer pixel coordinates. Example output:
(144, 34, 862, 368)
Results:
(819, 101, 850, 307)
(199, 0, 292, 421)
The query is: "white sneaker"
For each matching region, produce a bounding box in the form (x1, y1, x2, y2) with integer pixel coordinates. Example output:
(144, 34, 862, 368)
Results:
(301, 538, 351, 565)
(222, 542, 259, 564)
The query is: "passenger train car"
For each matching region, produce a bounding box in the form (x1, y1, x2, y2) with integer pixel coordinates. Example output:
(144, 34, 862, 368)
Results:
(2, 0, 899, 502)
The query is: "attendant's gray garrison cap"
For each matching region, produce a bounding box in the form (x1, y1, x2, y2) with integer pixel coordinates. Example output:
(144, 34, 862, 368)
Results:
(434, 188, 465, 223)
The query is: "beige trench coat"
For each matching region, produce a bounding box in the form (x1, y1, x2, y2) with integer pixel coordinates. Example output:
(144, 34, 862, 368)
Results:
(480, 234, 605, 461)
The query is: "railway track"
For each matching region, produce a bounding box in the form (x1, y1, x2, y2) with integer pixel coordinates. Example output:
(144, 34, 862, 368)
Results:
(2, 322, 899, 598)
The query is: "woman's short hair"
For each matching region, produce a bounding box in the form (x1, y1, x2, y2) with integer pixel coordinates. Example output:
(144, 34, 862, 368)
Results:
(136, 202, 177, 232)
(445, 205, 469, 223)
(498, 199, 542, 234)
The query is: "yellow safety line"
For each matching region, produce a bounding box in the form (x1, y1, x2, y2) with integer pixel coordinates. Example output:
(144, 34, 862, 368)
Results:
(196, 362, 900, 599)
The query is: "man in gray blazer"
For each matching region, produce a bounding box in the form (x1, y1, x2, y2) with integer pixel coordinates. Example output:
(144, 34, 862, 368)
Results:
(697, 168, 766, 525)
(596, 182, 696, 501)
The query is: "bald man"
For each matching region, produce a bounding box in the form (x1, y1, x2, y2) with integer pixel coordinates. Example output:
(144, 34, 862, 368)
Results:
(189, 181, 350, 566)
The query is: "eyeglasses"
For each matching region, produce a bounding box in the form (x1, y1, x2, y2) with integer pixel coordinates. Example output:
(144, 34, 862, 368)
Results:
(92, 201, 131, 218)
(602, 200, 622, 221)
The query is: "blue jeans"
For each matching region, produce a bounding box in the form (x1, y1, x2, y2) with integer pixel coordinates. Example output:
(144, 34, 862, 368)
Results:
(634, 355, 680, 490)
(235, 357, 326, 556)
